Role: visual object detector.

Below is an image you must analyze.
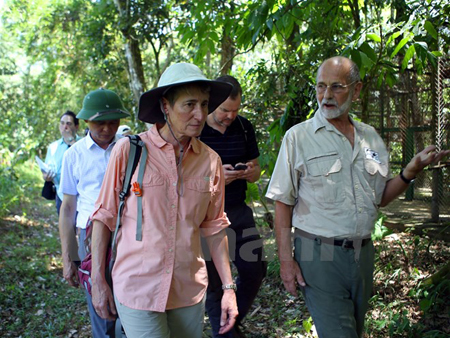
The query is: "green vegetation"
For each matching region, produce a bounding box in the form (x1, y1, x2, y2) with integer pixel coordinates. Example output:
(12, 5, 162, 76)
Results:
(0, 166, 90, 337)
(0, 151, 42, 218)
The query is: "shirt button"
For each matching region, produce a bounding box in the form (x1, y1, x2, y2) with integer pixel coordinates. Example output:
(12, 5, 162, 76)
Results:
(168, 248, 173, 252)
(173, 182, 177, 186)
(171, 205, 176, 209)
(166, 270, 170, 274)
(169, 226, 174, 230)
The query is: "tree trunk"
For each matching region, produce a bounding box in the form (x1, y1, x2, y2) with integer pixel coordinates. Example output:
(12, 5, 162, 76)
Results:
(113, 0, 146, 126)
(220, 32, 234, 75)
(124, 39, 146, 105)
(347, 0, 361, 30)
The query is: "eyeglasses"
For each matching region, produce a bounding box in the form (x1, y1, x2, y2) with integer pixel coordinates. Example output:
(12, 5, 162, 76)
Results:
(315, 80, 359, 94)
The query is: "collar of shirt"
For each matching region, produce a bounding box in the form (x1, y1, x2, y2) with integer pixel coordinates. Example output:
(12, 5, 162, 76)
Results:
(312, 110, 367, 137)
(57, 134, 82, 147)
(57, 137, 72, 148)
(150, 124, 202, 155)
(56, 138, 66, 146)
(85, 131, 121, 151)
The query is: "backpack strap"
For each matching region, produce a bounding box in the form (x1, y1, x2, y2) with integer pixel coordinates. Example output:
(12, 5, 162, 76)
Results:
(111, 135, 144, 258)
(135, 140, 147, 241)
(237, 116, 248, 142)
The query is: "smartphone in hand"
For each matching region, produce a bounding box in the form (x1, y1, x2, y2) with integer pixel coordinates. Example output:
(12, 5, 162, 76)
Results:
(234, 164, 248, 171)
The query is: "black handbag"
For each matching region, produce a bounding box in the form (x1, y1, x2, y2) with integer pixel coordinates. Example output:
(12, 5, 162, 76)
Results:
(41, 181, 56, 200)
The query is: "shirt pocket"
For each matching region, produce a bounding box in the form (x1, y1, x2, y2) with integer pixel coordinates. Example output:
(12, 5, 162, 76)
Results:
(364, 158, 388, 177)
(136, 172, 165, 227)
(184, 177, 214, 226)
(142, 172, 165, 187)
(306, 152, 344, 204)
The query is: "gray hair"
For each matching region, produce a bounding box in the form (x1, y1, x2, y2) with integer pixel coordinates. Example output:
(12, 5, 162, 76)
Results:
(348, 61, 361, 83)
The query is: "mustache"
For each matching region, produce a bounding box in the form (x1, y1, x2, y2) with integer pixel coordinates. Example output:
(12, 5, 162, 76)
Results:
(320, 98, 338, 106)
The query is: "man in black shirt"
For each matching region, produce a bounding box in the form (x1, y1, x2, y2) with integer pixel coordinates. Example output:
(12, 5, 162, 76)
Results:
(200, 75, 266, 337)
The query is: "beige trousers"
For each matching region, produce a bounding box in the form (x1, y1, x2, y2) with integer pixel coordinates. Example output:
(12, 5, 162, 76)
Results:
(114, 295, 205, 338)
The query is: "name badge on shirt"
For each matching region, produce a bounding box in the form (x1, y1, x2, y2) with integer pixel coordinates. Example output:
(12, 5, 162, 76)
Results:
(364, 147, 381, 164)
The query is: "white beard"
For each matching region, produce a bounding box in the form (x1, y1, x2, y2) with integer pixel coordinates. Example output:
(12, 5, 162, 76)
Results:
(317, 92, 353, 119)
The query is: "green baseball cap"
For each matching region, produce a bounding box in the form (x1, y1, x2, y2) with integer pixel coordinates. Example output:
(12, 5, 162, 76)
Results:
(77, 88, 131, 121)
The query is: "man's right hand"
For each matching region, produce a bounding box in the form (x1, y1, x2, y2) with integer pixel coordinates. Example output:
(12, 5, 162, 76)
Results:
(280, 260, 306, 297)
(223, 164, 242, 185)
(62, 258, 79, 287)
(92, 278, 117, 321)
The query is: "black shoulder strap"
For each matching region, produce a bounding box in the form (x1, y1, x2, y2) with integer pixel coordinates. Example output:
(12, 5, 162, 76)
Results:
(237, 116, 248, 142)
(119, 135, 143, 200)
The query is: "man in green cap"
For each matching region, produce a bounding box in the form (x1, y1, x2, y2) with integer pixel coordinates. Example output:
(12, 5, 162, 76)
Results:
(58, 88, 130, 338)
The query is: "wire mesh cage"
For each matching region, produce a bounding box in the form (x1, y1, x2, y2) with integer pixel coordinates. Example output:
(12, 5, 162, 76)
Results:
(364, 57, 449, 222)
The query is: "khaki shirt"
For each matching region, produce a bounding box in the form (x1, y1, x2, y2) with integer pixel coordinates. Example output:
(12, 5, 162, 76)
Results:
(266, 111, 390, 239)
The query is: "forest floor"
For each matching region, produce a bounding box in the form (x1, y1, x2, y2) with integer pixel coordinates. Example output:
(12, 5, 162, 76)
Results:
(0, 196, 449, 337)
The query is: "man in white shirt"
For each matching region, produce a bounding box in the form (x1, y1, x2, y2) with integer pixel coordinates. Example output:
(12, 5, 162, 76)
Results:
(43, 111, 80, 214)
(59, 88, 130, 338)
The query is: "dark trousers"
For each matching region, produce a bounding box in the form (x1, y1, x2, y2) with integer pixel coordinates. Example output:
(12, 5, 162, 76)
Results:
(294, 235, 375, 338)
(78, 229, 116, 338)
(204, 203, 266, 338)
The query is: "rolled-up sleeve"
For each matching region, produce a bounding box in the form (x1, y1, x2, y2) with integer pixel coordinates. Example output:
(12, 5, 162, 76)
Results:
(200, 156, 230, 237)
(266, 130, 300, 206)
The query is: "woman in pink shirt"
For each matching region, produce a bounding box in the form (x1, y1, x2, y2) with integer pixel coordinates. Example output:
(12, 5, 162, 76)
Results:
(89, 63, 238, 337)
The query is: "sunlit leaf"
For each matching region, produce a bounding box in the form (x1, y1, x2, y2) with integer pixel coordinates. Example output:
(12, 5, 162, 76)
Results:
(401, 44, 415, 70)
(391, 35, 411, 58)
(367, 33, 381, 42)
(386, 31, 401, 46)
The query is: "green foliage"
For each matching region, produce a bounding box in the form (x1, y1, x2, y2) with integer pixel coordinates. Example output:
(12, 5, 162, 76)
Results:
(1, 0, 133, 158)
(0, 192, 89, 336)
(302, 316, 313, 334)
(366, 229, 450, 337)
(419, 278, 450, 316)
(242, 57, 316, 180)
(343, 0, 446, 90)
(372, 212, 393, 241)
(0, 155, 42, 218)
(2, 0, 449, 186)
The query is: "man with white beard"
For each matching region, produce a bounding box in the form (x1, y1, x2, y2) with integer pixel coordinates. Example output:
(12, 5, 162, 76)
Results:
(266, 56, 450, 337)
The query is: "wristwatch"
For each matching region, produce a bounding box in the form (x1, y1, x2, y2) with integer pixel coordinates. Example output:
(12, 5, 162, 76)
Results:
(400, 168, 415, 184)
(222, 283, 237, 291)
